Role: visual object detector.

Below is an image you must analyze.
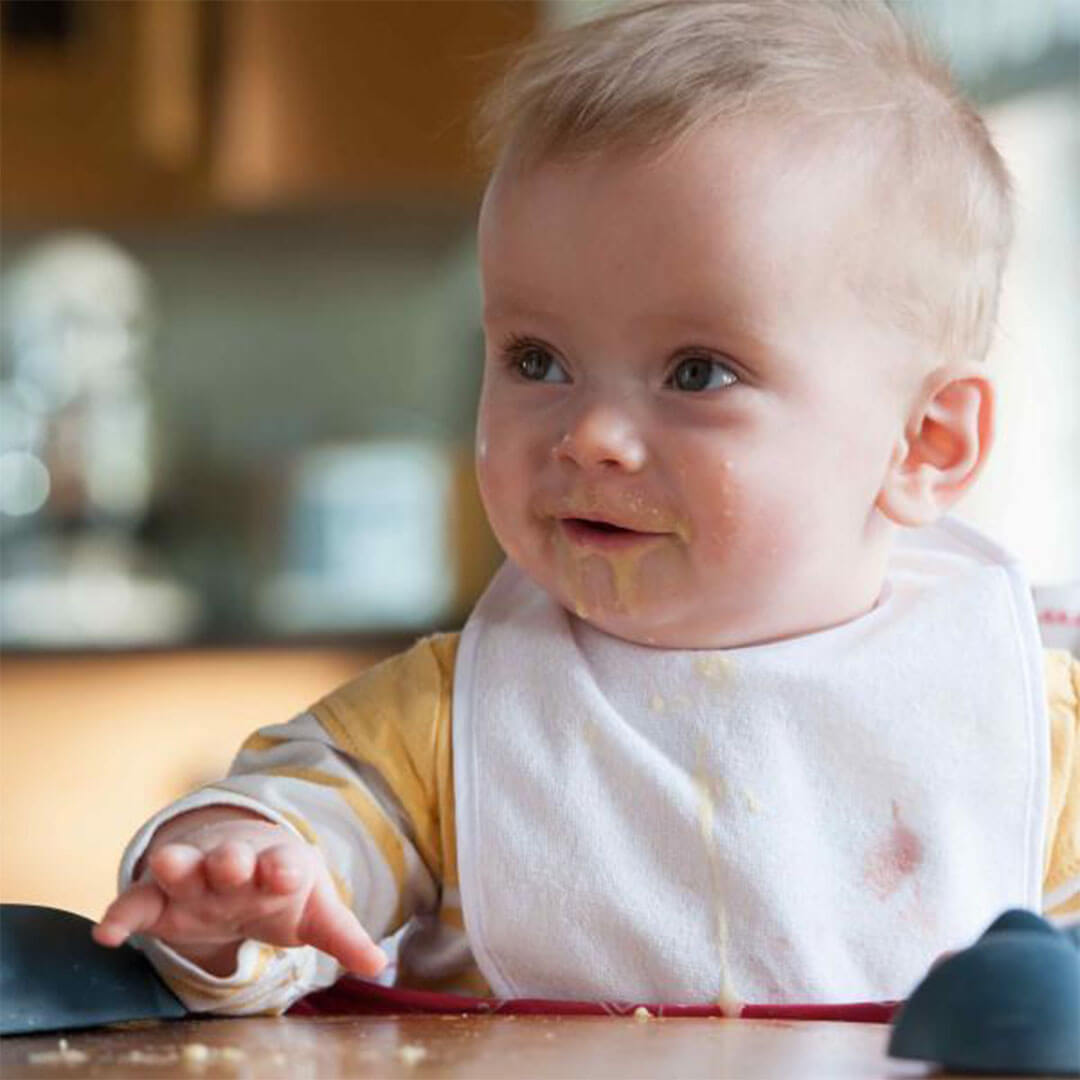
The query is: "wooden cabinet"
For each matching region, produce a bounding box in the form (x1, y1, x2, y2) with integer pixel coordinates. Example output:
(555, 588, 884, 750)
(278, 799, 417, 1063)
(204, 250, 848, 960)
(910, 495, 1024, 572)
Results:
(0, 1, 214, 225)
(0, 646, 393, 919)
(1, 0, 539, 226)
(211, 0, 538, 209)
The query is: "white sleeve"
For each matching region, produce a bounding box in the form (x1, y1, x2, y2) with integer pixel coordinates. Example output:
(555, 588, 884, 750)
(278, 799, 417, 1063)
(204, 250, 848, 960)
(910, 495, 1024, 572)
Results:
(119, 711, 439, 1016)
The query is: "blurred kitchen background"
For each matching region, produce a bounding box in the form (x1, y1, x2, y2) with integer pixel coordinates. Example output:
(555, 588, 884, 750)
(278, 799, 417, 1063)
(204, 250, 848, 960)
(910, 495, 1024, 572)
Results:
(1, 0, 1078, 917)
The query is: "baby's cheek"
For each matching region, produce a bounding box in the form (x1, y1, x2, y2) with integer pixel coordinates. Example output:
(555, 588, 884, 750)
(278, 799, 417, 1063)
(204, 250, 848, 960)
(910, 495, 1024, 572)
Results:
(686, 457, 744, 560)
(689, 463, 805, 597)
(476, 458, 516, 547)
(474, 449, 498, 517)
(475, 450, 543, 575)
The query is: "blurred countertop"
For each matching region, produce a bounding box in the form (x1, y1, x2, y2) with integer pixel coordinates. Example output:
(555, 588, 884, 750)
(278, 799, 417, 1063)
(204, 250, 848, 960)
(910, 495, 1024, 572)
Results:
(0, 640, 404, 918)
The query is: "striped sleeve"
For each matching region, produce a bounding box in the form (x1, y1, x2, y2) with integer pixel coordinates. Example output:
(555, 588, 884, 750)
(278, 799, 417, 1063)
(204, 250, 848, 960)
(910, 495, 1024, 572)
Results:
(119, 634, 458, 1015)
(1043, 649, 1080, 918)
(311, 631, 488, 994)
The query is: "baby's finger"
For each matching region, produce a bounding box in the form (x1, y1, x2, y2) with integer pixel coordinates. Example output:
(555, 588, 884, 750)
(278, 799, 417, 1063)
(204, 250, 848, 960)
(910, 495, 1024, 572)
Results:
(298, 888, 388, 977)
(147, 843, 206, 901)
(93, 881, 166, 947)
(204, 841, 257, 894)
(255, 843, 312, 896)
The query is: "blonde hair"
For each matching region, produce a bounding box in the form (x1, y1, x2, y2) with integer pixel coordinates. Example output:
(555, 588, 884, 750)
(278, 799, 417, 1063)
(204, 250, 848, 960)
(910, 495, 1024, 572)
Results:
(477, 0, 1014, 366)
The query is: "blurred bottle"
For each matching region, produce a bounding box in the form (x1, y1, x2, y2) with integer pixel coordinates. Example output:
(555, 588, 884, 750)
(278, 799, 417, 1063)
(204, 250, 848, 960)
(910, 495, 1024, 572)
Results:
(0, 232, 199, 646)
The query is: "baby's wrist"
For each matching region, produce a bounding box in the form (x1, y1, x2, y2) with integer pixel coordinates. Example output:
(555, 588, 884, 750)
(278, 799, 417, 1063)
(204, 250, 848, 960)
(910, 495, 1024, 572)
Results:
(151, 804, 275, 845)
(164, 938, 245, 978)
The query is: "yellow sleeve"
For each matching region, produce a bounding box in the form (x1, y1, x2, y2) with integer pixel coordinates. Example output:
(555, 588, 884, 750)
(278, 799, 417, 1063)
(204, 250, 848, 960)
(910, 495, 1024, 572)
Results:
(120, 636, 463, 1015)
(311, 632, 460, 892)
(312, 631, 486, 994)
(1043, 649, 1080, 917)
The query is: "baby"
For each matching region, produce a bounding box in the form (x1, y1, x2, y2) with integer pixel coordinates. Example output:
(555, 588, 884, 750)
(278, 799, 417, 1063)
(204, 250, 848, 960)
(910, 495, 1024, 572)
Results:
(95, 0, 1079, 1013)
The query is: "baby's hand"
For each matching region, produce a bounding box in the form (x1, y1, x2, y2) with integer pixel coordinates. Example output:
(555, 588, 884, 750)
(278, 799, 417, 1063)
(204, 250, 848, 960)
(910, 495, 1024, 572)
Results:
(93, 807, 386, 978)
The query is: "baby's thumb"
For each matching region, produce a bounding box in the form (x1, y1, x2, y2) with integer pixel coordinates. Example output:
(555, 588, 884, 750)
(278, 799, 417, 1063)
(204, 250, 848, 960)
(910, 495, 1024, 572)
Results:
(297, 887, 387, 977)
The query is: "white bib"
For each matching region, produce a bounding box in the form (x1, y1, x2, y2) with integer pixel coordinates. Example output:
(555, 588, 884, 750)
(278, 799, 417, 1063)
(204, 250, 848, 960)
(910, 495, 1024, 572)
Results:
(453, 519, 1048, 1005)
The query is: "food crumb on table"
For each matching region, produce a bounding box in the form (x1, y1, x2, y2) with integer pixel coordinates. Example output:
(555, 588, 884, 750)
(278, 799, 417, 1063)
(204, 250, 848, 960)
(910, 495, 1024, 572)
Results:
(397, 1043, 428, 1066)
(634, 1006, 653, 1021)
(181, 1042, 211, 1067)
(28, 1037, 88, 1067)
(120, 1049, 180, 1066)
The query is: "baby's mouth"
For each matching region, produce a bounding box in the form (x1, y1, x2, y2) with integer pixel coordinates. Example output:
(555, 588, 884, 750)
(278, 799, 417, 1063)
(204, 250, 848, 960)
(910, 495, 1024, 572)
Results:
(569, 517, 631, 534)
(559, 516, 667, 550)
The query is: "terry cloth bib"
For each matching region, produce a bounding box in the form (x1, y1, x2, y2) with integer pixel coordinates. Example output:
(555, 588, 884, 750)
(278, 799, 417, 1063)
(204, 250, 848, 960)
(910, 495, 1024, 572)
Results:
(452, 519, 1048, 1005)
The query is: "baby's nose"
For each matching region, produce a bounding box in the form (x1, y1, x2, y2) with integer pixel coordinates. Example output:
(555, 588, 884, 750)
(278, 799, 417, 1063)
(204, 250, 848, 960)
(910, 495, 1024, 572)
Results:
(553, 403, 646, 472)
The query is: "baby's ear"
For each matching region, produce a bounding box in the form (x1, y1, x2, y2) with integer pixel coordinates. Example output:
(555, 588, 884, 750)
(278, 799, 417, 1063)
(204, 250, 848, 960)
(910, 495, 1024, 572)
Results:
(875, 366, 994, 528)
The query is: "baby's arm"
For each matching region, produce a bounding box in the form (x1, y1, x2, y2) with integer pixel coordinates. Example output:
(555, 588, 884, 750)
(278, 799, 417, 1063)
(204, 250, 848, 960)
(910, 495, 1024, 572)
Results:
(97, 635, 454, 1015)
(93, 805, 387, 979)
(94, 712, 438, 1015)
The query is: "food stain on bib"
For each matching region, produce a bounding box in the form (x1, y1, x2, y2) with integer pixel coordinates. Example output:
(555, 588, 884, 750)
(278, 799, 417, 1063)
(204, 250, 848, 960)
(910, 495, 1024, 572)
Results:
(863, 799, 923, 900)
(694, 655, 734, 686)
(694, 740, 744, 1017)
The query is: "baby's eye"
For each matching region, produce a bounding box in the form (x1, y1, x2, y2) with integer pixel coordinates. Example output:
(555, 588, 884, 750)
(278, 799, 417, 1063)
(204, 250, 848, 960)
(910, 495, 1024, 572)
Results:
(504, 337, 569, 384)
(667, 354, 738, 392)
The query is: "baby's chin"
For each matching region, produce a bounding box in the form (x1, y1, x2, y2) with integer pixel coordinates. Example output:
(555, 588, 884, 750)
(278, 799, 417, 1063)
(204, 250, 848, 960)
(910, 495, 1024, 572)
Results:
(546, 568, 784, 649)
(565, 606, 673, 648)
(562, 603, 739, 650)
(509, 540, 752, 648)
(551, 578, 705, 649)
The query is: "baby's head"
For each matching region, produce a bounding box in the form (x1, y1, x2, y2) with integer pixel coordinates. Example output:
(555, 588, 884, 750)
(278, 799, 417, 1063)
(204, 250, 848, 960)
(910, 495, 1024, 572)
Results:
(473, 0, 1013, 648)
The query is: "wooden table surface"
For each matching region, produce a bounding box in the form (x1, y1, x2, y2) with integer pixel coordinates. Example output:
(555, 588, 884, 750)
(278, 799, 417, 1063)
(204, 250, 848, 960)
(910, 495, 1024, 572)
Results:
(0, 1015, 935, 1079)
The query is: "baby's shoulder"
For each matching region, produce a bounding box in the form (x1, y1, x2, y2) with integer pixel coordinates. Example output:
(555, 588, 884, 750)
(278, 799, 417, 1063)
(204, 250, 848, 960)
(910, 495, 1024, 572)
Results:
(1043, 649, 1080, 914)
(1045, 649, 1079, 715)
(1045, 648, 1079, 783)
(311, 632, 460, 741)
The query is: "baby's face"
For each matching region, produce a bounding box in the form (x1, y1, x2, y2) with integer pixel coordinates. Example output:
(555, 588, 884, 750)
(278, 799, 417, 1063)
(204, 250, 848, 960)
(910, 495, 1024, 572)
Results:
(476, 118, 921, 648)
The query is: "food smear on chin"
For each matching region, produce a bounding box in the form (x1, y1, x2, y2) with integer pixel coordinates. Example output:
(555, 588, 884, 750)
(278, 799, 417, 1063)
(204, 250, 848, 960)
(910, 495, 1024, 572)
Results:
(556, 534, 665, 618)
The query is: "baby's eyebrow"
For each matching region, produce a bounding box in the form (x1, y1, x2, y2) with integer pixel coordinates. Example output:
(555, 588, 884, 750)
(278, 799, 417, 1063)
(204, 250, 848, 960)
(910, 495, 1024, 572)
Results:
(632, 301, 759, 335)
(482, 299, 566, 327)
(627, 312, 768, 358)
(482, 294, 777, 364)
